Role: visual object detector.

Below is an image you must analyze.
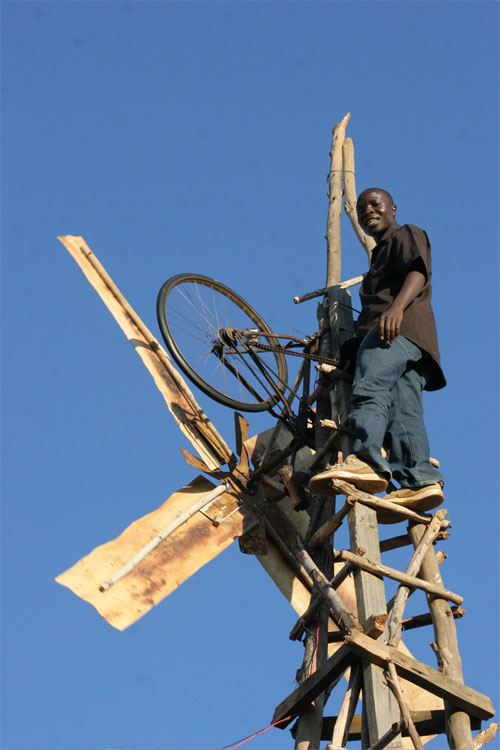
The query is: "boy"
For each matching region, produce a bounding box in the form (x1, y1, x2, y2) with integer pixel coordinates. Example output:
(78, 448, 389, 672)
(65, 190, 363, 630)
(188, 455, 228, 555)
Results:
(309, 188, 445, 522)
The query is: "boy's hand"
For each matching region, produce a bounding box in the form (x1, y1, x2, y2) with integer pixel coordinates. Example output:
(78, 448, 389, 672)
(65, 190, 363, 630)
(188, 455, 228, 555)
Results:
(380, 304, 404, 344)
(379, 270, 426, 345)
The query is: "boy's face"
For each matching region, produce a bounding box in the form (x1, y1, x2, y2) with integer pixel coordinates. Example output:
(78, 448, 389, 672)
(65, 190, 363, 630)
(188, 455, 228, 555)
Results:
(356, 190, 397, 239)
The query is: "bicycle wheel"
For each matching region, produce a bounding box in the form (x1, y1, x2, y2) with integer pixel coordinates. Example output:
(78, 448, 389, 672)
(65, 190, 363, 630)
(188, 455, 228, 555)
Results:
(157, 274, 288, 412)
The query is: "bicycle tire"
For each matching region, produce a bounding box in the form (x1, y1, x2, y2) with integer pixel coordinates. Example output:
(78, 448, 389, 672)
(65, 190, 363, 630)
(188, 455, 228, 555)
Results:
(157, 273, 288, 412)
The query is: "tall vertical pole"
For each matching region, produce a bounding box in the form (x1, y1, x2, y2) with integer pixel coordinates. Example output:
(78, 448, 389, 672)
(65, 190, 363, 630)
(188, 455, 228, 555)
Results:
(294, 114, 351, 750)
(325, 113, 350, 288)
(327, 115, 400, 748)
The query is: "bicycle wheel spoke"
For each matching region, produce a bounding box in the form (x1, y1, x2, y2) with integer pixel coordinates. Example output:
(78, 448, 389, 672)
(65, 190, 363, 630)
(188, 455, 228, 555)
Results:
(157, 274, 288, 412)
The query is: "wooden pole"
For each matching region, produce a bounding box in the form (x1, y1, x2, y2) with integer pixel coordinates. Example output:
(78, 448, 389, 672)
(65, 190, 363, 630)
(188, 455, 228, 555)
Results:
(326, 113, 350, 287)
(387, 510, 448, 646)
(294, 302, 336, 749)
(342, 137, 376, 262)
(386, 662, 425, 750)
(327, 662, 362, 750)
(295, 113, 351, 750)
(408, 522, 474, 749)
(348, 503, 402, 748)
(295, 541, 359, 631)
(334, 547, 463, 605)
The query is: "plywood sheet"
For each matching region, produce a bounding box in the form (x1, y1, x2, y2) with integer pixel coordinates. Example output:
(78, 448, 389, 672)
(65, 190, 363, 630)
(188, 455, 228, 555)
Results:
(56, 476, 255, 630)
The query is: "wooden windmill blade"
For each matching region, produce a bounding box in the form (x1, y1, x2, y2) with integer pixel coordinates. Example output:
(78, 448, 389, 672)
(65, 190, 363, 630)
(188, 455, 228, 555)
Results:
(56, 474, 254, 631)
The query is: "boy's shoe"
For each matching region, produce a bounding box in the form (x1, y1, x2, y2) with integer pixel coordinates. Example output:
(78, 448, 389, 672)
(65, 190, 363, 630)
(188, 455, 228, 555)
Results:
(309, 455, 388, 495)
(377, 483, 444, 524)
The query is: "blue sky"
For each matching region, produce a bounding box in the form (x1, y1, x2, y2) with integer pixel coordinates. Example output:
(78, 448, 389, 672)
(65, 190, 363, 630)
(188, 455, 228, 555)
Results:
(1, 2, 498, 749)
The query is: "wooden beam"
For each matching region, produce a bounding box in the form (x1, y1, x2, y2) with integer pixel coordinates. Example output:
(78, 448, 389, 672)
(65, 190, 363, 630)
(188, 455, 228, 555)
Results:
(388, 510, 448, 646)
(326, 113, 350, 286)
(295, 542, 359, 631)
(327, 662, 362, 749)
(335, 548, 463, 605)
(348, 503, 402, 748)
(379, 534, 412, 552)
(272, 642, 355, 729)
(386, 660, 424, 750)
(332, 480, 434, 525)
(345, 629, 495, 720)
(401, 607, 465, 632)
(342, 136, 376, 261)
(320, 711, 482, 741)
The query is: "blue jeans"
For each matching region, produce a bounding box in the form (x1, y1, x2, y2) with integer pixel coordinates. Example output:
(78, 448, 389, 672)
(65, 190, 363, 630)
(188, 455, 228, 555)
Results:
(349, 333, 444, 489)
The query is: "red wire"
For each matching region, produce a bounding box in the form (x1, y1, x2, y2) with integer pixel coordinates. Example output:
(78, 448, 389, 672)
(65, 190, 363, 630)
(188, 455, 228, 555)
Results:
(223, 501, 336, 750)
(221, 715, 293, 750)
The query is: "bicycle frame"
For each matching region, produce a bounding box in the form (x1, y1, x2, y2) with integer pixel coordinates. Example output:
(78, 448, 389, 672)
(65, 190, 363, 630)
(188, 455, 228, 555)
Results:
(213, 327, 321, 449)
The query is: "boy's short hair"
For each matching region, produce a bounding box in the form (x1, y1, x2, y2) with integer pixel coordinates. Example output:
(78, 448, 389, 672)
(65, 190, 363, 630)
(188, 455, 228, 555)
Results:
(357, 188, 395, 206)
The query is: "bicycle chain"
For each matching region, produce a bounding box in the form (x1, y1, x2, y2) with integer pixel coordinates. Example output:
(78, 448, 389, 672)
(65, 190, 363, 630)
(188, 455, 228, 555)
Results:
(253, 340, 340, 366)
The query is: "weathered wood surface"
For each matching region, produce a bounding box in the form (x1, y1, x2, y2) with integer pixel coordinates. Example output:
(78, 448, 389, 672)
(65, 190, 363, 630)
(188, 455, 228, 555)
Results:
(388, 511, 449, 647)
(321, 710, 481, 741)
(327, 662, 362, 749)
(56, 476, 254, 630)
(348, 503, 402, 749)
(58, 235, 233, 471)
(401, 607, 465, 632)
(295, 543, 359, 631)
(472, 722, 499, 749)
(293, 285, 340, 748)
(408, 522, 475, 749)
(345, 629, 495, 720)
(309, 499, 352, 549)
(326, 113, 351, 286)
(386, 661, 425, 750)
(342, 137, 376, 261)
(272, 641, 355, 728)
(332, 480, 434, 525)
(335, 548, 463, 605)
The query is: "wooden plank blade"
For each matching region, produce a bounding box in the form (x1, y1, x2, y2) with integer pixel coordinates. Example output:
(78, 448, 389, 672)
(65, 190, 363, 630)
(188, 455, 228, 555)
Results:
(58, 235, 234, 471)
(55, 476, 257, 631)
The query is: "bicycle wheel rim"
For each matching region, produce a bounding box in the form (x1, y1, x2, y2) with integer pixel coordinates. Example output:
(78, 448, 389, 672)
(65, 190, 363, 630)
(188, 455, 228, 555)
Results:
(157, 273, 288, 412)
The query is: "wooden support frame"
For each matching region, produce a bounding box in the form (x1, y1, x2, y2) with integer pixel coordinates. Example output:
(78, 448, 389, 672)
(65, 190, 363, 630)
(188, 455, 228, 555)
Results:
(408, 522, 476, 749)
(320, 711, 482, 742)
(334, 548, 463, 605)
(272, 643, 355, 728)
(344, 630, 495, 721)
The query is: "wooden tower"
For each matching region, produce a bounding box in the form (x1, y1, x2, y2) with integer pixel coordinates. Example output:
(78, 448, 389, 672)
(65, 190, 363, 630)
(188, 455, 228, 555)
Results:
(56, 115, 497, 749)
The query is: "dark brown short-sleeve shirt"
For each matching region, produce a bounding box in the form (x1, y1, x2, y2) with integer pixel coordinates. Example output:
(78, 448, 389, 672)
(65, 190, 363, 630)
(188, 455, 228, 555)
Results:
(353, 223, 446, 391)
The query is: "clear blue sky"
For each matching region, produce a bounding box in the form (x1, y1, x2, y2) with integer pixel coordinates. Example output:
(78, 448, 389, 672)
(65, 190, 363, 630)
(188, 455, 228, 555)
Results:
(2, 2, 498, 749)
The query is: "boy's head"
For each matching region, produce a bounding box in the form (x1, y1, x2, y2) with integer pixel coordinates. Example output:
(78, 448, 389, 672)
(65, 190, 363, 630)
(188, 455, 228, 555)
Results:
(356, 188, 397, 239)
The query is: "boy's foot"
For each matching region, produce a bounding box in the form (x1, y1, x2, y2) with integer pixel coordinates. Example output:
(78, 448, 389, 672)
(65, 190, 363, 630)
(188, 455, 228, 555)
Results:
(377, 483, 444, 524)
(309, 455, 388, 495)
